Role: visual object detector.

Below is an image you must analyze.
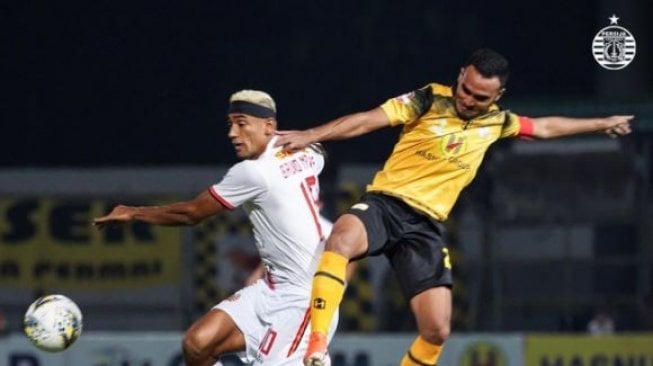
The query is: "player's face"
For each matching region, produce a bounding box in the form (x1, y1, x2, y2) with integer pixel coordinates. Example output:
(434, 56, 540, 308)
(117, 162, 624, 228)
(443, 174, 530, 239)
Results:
(227, 113, 276, 159)
(453, 65, 505, 120)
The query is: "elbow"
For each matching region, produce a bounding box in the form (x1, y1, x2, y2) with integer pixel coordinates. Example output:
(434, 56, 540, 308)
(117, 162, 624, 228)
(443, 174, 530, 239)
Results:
(533, 130, 554, 139)
(531, 120, 556, 139)
(179, 206, 205, 226)
(185, 212, 204, 226)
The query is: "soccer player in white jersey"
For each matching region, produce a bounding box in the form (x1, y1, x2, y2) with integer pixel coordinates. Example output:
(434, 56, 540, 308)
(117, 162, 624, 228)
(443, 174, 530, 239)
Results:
(94, 90, 338, 366)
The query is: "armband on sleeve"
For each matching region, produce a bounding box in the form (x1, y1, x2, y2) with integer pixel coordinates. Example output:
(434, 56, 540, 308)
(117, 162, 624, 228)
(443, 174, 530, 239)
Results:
(518, 116, 535, 139)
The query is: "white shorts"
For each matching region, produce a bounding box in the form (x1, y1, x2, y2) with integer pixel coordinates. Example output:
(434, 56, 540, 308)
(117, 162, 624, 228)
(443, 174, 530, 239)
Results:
(215, 279, 339, 365)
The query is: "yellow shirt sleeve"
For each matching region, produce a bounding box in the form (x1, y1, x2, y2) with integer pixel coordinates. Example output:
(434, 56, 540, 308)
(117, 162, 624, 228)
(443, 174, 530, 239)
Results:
(499, 111, 523, 138)
(380, 85, 435, 127)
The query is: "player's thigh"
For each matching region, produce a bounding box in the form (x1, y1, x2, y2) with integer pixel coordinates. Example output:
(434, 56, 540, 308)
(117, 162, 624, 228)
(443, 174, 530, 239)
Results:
(326, 213, 369, 258)
(185, 308, 245, 356)
(386, 222, 452, 300)
(410, 286, 452, 334)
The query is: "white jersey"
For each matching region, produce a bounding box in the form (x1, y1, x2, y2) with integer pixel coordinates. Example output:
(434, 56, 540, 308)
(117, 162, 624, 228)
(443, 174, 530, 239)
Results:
(209, 135, 337, 365)
(210, 135, 326, 291)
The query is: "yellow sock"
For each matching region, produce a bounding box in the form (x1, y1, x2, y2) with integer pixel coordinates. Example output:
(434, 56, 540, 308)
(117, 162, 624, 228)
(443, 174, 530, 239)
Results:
(400, 336, 443, 366)
(310, 251, 348, 335)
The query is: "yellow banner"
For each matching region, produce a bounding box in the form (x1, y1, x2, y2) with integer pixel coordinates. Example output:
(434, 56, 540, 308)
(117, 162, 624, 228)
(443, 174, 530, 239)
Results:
(0, 198, 182, 290)
(526, 334, 653, 366)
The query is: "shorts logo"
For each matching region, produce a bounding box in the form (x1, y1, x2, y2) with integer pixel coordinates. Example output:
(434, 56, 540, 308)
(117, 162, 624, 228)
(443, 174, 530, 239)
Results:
(592, 14, 636, 70)
(442, 247, 452, 270)
(351, 203, 369, 211)
(313, 298, 326, 309)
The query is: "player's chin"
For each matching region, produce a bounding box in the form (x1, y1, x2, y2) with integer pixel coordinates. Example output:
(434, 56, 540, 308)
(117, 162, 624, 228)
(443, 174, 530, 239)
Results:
(454, 106, 476, 120)
(235, 150, 252, 159)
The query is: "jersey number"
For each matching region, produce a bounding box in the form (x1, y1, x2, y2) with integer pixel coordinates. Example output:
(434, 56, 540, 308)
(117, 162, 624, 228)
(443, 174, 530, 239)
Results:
(300, 175, 324, 239)
(259, 327, 277, 356)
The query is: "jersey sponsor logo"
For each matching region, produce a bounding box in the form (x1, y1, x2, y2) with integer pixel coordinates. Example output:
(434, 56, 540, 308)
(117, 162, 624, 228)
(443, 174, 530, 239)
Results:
(592, 14, 636, 70)
(415, 149, 471, 170)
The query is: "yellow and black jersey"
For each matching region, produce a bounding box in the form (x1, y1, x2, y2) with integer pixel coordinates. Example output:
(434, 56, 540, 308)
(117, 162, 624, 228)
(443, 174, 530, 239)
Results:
(367, 83, 533, 221)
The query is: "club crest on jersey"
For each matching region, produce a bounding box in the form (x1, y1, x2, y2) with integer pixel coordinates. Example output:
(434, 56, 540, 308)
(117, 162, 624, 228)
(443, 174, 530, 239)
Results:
(439, 133, 468, 157)
(394, 91, 416, 104)
(275, 150, 292, 159)
(592, 14, 636, 70)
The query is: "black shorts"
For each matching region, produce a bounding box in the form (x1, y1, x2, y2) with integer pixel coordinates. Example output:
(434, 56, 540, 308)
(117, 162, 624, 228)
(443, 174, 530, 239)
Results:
(346, 192, 453, 300)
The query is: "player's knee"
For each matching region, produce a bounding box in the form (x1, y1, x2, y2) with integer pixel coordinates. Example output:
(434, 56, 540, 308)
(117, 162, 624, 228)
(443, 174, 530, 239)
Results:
(325, 236, 354, 258)
(182, 329, 211, 360)
(420, 322, 450, 345)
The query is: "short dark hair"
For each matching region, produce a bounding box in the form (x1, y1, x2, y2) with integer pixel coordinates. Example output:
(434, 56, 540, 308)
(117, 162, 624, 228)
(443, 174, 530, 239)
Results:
(465, 49, 510, 87)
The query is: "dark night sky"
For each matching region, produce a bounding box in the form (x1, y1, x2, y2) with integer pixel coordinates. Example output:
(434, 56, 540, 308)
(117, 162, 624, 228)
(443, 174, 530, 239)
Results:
(3, 0, 651, 167)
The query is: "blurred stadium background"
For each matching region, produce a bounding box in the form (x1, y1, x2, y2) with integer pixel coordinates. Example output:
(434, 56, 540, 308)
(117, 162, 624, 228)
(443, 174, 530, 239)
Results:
(1, 0, 652, 365)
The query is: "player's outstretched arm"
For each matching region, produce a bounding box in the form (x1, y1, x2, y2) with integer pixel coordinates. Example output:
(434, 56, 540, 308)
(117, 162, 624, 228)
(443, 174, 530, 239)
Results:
(275, 107, 390, 152)
(93, 190, 223, 228)
(530, 115, 634, 139)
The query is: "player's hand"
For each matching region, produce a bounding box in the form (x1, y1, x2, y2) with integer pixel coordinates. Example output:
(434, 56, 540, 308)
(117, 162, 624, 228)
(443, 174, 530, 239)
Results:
(274, 130, 316, 152)
(605, 115, 633, 138)
(93, 205, 135, 229)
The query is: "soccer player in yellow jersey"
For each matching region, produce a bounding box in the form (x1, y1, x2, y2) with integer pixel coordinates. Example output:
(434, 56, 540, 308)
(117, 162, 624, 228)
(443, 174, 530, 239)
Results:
(276, 49, 634, 366)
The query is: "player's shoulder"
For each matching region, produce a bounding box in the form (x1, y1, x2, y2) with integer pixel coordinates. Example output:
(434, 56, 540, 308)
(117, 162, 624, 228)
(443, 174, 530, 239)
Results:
(227, 159, 267, 184)
(424, 82, 453, 97)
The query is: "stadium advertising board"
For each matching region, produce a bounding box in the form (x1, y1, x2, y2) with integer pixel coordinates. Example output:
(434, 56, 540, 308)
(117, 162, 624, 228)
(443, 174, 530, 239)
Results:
(0, 333, 525, 366)
(526, 334, 653, 366)
(439, 334, 523, 366)
(0, 198, 181, 290)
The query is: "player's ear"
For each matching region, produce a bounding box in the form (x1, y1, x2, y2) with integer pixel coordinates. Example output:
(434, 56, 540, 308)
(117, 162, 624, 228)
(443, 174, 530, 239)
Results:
(495, 88, 506, 101)
(264, 118, 277, 135)
(457, 67, 466, 83)
(494, 88, 506, 101)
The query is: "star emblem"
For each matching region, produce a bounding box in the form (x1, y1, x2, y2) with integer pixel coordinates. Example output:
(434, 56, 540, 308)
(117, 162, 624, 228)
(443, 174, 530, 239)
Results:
(608, 14, 619, 25)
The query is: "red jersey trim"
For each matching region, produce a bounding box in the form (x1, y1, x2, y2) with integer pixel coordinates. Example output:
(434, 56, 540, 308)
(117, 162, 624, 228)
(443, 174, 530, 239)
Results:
(518, 116, 535, 139)
(287, 308, 311, 357)
(266, 271, 276, 290)
(208, 187, 235, 210)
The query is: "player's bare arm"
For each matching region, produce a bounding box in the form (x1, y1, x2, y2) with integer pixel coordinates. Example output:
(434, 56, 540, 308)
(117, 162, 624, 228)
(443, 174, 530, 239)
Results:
(530, 115, 634, 139)
(93, 190, 223, 228)
(275, 107, 391, 152)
